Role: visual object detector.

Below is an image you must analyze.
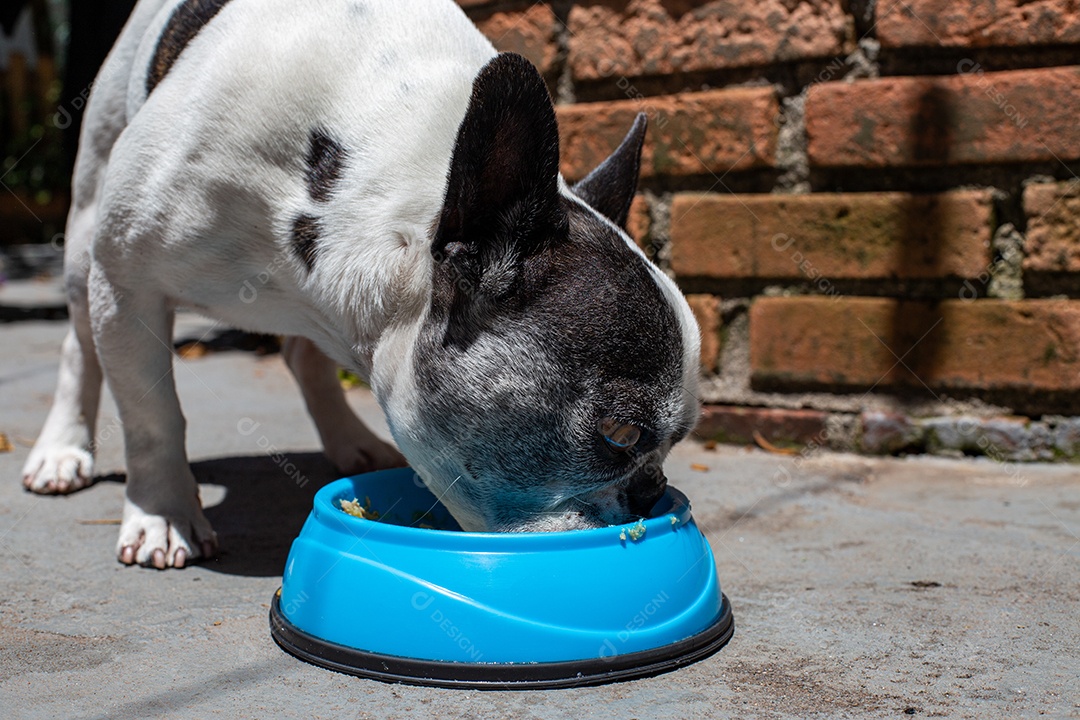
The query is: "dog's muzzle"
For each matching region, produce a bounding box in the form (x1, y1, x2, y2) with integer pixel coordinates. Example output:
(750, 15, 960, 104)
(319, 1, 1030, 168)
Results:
(626, 466, 668, 518)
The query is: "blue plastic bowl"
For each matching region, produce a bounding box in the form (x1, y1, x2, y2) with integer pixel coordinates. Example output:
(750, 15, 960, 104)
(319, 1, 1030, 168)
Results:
(270, 467, 733, 688)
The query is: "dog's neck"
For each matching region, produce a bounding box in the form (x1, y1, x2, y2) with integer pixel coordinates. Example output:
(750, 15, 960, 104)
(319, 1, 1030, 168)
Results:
(289, 80, 480, 380)
(300, 187, 442, 384)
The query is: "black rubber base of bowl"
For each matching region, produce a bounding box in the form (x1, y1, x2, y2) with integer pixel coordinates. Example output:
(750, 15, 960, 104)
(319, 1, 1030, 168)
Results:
(269, 591, 734, 690)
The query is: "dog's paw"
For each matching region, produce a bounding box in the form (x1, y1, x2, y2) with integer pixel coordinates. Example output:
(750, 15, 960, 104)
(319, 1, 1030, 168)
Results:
(116, 499, 218, 569)
(22, 444, 95, 494)
(328, 438, 408, 476)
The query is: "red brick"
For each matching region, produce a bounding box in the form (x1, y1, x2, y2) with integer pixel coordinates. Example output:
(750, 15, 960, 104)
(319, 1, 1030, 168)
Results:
(877, 0, 1080, 48)
(749, 297, 1080, 393)
(806, 67, 1080, 167)
(668, 190, 994, 280)
(567, 0, 852, 81)
(694, 405, 829, 447)
(1023, 181, 1080, 273)
(471, 4, 559, 76)
(686, 294, 721, 373)
(557, 88, 779, 181)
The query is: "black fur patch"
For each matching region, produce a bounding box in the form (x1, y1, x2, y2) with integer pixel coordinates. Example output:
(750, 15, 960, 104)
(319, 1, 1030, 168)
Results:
(147, 0, 234, 94)
(291, 214, 321, 271)
(433, 53, 564, 266)
(545, 199, 683, 393)
(305, 130, 347, 203)
(416, 197, 684, 515)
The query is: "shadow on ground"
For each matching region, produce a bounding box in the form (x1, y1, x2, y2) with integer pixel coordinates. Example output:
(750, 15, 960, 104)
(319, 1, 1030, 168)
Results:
(95, 451, 339, 578)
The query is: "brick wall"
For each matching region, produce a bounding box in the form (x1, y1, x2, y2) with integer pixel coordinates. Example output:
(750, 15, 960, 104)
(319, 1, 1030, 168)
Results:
(461, 0, 1080, 461)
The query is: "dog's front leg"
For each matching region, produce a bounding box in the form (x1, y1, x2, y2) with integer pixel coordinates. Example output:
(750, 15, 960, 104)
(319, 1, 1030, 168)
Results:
(89, 264, 216, 569)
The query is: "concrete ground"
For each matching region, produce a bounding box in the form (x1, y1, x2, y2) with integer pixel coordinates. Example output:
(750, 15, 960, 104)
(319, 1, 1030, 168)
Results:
(1, 280, 1078, 719)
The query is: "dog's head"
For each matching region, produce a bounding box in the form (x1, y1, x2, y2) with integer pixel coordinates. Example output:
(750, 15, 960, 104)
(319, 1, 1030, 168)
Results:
(386, 53, 700, 532)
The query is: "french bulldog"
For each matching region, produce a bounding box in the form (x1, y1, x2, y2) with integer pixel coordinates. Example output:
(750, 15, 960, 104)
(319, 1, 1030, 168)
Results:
(21, 0, 701, 568)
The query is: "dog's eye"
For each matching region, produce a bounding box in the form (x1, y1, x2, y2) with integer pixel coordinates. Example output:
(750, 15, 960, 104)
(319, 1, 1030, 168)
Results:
(598, 418, 642, 452)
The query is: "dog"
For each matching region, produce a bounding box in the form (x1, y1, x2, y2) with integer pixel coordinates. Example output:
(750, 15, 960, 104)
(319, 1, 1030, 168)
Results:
(21, 0, 701, 568)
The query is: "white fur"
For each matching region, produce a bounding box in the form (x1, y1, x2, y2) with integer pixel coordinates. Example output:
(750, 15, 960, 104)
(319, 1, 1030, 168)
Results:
(25, 0, 495, 566)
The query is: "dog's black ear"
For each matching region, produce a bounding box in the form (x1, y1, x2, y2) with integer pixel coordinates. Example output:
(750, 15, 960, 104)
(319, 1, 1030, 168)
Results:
(433, 53, 566, 291)
(571, 112, 647, 229)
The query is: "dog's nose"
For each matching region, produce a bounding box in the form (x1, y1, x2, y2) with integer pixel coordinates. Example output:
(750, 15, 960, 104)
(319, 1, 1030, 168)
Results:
(626, 465, 668, 517)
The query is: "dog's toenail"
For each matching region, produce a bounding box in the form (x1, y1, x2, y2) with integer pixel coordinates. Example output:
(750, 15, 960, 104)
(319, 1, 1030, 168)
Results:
(175, 549, 187, 568)
(121, 546, 135, 564)
(152, 549, 166, 569)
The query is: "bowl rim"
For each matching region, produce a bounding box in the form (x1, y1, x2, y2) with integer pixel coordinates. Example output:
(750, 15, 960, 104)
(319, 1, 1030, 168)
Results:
(314, 467, 695, 551)
(270, 590, 734, 689)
